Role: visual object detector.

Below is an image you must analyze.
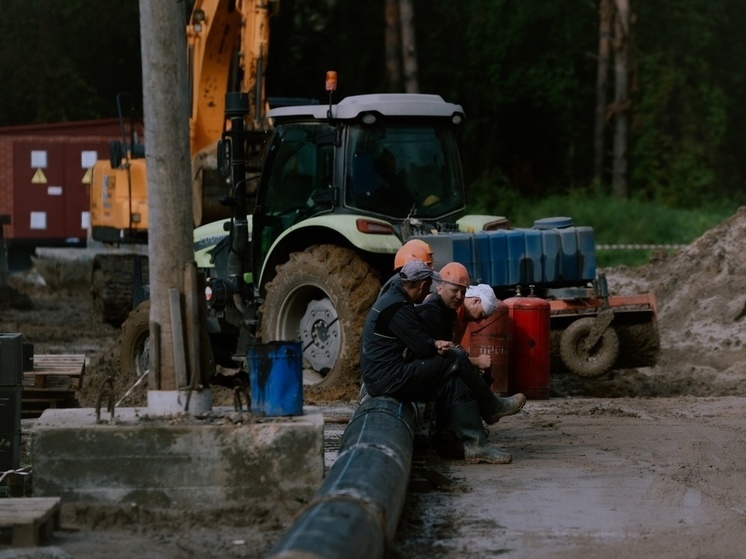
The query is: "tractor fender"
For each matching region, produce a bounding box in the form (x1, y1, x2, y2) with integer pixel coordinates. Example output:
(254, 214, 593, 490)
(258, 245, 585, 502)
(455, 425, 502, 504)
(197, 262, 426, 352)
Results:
(259, 214, 402, 286)
(192, 216, 253, 269)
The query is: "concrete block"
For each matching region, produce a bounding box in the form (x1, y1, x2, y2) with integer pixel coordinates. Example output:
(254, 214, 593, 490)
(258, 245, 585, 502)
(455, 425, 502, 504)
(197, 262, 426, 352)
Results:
(31, 407, 324, 509)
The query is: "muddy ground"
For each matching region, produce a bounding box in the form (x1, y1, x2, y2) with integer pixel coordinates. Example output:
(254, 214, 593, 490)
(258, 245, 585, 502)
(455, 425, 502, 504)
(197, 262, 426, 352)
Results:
(1, 206, 745, 557)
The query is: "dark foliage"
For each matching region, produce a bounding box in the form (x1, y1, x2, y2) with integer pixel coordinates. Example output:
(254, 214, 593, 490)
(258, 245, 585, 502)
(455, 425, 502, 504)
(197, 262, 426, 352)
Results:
(0, 0, 743, 207)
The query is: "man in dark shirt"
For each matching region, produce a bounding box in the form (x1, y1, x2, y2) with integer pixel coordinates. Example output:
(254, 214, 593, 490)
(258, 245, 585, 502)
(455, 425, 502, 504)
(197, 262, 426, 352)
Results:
(360, 260, 522, 464)
(417, 262, 526, 462)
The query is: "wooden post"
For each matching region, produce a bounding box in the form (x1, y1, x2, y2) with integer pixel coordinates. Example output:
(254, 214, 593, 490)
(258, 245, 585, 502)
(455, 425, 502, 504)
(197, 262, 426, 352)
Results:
(169, 288, 189, 389)
(139, 0, 193, 392)
(184, 261, 201, 388)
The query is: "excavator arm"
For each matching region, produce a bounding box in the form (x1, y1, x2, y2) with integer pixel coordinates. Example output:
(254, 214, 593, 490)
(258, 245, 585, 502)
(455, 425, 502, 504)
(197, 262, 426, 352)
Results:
(187, 0, 274, 225)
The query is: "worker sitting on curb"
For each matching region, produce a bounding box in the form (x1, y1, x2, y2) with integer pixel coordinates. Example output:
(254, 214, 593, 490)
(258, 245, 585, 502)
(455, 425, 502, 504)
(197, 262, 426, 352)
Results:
(416, 262, 525, 462)
(360, 260, 524, 464)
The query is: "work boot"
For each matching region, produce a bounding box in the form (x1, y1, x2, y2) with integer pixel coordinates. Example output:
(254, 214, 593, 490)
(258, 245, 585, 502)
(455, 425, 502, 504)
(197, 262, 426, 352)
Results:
(449, 352, 526, 425)
(452, 401, 512, 464)
(482, 393, 527, 425)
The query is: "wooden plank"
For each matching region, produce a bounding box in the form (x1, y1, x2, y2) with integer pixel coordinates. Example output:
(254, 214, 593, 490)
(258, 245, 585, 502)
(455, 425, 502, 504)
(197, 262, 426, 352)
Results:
(33, 354, 86, 373)
(23, 354, 85, 391)
(0, 497, 60, 547)
(23, 373, 81, 390)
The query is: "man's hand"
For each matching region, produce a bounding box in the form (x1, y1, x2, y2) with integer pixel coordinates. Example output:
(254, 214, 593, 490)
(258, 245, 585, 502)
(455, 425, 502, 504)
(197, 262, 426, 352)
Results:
(435, 340, 455, 355)
(470, 354, 492, 370)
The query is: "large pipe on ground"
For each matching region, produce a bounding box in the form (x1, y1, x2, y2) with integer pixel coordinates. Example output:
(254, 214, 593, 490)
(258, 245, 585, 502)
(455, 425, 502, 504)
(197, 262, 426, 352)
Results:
(266, 396, 417, 559)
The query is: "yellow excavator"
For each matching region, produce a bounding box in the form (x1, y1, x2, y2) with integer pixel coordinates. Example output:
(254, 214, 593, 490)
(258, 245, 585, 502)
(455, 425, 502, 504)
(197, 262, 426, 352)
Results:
(88, 0, 274, 324)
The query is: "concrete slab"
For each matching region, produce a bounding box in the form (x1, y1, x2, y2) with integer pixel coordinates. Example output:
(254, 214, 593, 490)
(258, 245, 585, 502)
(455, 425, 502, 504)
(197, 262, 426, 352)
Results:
(31, 406, 324, 509)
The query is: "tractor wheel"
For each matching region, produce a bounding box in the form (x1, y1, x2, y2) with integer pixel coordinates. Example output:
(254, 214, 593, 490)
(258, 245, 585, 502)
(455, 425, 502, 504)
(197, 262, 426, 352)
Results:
(260, 245, 380, 390)
(120, 300, 151, 380)
(559, 317, 620, 378)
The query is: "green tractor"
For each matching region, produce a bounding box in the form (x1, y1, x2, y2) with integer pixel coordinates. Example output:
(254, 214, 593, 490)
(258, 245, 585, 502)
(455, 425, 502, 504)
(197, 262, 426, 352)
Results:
(120, 90, 658, 392)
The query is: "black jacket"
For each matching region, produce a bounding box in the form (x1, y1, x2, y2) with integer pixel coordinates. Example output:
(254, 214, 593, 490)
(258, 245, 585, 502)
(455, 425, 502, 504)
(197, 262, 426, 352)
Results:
(417, 294, 456, 341)
(360, 280, 438, 394)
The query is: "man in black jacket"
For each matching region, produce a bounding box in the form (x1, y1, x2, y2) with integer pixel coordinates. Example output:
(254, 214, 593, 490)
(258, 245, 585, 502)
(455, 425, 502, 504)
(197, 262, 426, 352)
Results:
(417, 262, 525, 462)
(360, 260, 523, 464)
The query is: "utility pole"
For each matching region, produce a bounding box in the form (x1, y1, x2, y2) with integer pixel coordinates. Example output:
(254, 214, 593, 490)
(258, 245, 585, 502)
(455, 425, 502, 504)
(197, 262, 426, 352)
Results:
(139, 1, 195, 400)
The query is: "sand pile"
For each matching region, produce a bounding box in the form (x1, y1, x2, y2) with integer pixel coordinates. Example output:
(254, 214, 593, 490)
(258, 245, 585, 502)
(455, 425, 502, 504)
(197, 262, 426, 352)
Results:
(564, 206, 746, 397)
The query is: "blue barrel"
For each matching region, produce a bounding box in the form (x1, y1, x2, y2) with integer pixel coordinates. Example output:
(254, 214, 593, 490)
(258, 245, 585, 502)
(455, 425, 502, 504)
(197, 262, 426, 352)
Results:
(247, 341, 303, 416)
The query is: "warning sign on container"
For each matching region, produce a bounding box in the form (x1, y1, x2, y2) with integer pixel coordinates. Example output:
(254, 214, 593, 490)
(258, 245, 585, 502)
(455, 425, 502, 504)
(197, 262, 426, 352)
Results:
(31, 168, 47, 184)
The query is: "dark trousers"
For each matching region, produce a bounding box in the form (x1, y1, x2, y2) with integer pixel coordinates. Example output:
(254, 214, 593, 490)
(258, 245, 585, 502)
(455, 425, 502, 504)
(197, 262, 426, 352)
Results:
(385, 348, 474, 406)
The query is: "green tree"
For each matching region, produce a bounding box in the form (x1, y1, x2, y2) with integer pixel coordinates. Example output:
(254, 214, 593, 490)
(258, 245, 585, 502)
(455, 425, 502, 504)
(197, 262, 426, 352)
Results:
(631, 0, 746, 207)
(0, 0, 142, 125)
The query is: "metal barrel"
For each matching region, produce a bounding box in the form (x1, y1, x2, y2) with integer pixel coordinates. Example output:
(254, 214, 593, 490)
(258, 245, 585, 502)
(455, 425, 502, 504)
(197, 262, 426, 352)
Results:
(266, 396, 417, 559)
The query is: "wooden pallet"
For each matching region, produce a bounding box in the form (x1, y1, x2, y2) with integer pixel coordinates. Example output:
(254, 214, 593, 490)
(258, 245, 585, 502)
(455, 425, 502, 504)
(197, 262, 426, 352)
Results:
(0, 497, 61, 547)
(21, 354, 85, 419)
(23, 354, 86, 390)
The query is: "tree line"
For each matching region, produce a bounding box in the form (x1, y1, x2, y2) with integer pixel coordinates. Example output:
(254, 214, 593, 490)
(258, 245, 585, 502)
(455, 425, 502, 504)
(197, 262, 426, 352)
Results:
(1, 0, 743, 209)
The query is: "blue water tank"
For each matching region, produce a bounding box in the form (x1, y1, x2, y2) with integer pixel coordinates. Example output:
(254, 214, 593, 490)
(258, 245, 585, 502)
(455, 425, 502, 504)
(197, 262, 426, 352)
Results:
(488, 230, 509, 287)
(539, 229, 561, 283)
(558, 227, 579, 281)
(505, 230, 526, 286)
(472, 232, 492, 284)
(533, 216, 574, 230)
(452, 234, 476, 280)
(522, 229, 543, 284)
(576, 225, 597, 281)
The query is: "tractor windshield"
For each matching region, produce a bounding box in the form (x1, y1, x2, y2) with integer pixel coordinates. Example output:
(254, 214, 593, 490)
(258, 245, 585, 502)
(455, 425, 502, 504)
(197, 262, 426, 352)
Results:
(345, 122, 465, 219)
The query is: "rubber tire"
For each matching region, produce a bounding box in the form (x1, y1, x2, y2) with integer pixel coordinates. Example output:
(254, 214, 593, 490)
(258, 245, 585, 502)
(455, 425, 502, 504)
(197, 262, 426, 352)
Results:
(260, 245, 380, 389)
(120, 300, 150, 379)
(559, 317, 620, 378)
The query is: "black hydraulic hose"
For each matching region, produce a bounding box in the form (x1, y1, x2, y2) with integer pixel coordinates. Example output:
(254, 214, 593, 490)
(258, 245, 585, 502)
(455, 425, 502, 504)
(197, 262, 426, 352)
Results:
(224, 92, 250, 313)
(265, 396, 417, 559)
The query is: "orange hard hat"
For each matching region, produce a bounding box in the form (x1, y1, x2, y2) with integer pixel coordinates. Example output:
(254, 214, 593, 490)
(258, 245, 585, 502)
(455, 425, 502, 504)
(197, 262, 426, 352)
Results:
(394, 239, 434, 270)
(439, 262, 470, 288)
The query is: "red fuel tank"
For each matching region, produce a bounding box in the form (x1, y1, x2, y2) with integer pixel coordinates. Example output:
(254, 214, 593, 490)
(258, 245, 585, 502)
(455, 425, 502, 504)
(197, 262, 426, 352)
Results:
(459, 300, 510, 394)
(504, 296, 551, 399)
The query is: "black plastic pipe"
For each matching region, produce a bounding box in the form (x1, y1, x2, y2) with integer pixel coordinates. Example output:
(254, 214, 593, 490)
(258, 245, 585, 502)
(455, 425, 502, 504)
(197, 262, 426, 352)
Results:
(265, 396, 417, 559)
